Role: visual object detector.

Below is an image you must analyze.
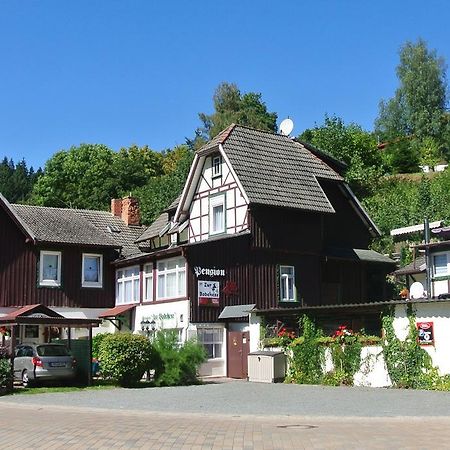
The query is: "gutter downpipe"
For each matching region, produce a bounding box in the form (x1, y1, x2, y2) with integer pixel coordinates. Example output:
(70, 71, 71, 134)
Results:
(424, 217, 432, 298)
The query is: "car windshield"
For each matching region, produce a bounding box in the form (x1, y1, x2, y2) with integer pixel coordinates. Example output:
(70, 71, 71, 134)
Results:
(36, 345, 70, 357)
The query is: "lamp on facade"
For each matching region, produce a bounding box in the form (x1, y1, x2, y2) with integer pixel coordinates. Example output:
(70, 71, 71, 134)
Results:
(140, 319, 156, 337)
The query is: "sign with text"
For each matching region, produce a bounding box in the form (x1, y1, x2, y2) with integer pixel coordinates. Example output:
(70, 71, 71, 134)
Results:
(198, 280, 220, 306)
(417, 321, 434, 345)
(194, 266, 225, 278)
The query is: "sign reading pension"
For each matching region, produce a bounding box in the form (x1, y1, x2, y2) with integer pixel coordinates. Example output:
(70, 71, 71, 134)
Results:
(194, 266, 225, 277)
(198, 280, 220, 306)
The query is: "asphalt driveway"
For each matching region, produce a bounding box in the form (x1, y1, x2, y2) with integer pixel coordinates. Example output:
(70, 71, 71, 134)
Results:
(2, 380, 450, 418)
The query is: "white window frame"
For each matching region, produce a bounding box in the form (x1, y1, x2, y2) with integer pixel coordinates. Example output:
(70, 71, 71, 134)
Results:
(197, 327, 224, 360)
(116, 266, 140, 305)
(82, 253, 103, 288)
(143, 263, 154, 302)
(156, 257, 186, 300)
(212, 155, 222, 178)
(209, 194, 226, 235)
(433, 252, 449, 277)
(280, 265, 296, 302)
(39, 250, 62, 287)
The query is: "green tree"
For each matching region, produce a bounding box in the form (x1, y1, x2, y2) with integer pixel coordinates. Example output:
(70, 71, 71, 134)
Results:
(195, 82, 277, 146)
(0, 157, 41, 203)
(30, 144, 117, 209)
(375, 39, 448, 171)
(136, 145, 194, 224)
(298, 115, 383, 196)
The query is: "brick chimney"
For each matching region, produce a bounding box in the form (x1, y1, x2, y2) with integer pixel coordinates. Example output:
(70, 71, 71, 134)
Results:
(121, 196, 141, 226)
(111, 198, 122, 218)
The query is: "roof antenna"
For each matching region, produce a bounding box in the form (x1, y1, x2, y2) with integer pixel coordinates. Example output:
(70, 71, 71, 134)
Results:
(279, 117, 294, 136)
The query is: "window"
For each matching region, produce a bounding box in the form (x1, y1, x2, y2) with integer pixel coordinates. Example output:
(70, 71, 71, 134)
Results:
(116, 266, 140, 304)
(39, 251, 62, 287)
(197, 327, 223, 359)
(157, 257, 186, 300)
(209, 194, 225, 235)
(433, 253, 448, 276)
(212, 155, 222, 177)
(143, 264, 153, 301)
(280, 265, 296, 302)
(82, 253, 103, 288)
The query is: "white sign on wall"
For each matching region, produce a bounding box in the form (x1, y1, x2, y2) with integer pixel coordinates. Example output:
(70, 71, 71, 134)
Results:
(198, 280, 220, 306)
(194, 266, 225, 277)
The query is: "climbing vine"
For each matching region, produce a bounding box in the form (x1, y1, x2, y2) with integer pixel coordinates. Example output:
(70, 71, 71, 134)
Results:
(381, 307, 445, 389)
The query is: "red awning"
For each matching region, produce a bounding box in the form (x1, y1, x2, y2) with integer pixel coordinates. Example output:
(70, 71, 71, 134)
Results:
(98, 304, 135, 319)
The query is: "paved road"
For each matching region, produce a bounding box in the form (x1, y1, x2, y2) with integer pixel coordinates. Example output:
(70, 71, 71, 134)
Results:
(2, 381, 450, 449)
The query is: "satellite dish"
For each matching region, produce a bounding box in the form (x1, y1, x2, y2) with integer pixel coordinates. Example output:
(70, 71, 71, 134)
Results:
(279, 118, 294, 136)
(410, 281, 425, 299)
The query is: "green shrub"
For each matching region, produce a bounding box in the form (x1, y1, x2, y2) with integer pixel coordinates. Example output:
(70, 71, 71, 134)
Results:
(98, 333, 154, 387)
(0, 346, 11, 393)
(152, 330, 206, 387)
(92, 333, 112, 360)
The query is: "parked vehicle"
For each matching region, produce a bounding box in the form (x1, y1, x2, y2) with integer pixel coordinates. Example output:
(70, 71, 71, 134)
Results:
(14, 343, 76, 387)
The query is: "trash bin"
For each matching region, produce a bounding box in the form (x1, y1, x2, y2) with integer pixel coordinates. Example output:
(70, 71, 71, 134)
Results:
(248, 351, 286, 383)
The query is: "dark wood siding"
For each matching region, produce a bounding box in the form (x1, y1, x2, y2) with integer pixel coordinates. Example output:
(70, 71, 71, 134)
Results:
(0, 208, 116, 308)
(319, 181, 372, 249)
(249, 205, 323, 252)
(186, 236, 323, 323)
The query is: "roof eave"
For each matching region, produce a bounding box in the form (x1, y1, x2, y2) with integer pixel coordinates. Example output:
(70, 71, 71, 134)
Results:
(0, 194, 36, 243)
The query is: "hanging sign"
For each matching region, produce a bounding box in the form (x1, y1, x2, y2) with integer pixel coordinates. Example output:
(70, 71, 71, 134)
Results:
(198, 280, 220, 306)
(417, 322, 434, 345)
(194, 266, 225, 278)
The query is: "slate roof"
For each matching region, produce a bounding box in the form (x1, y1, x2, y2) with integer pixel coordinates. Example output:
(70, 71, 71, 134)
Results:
(10, 204, 144, 258)
(201, 124, 343, 213)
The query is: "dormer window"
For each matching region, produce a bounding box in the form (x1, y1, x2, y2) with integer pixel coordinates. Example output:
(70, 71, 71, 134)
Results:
(212, 155, 222, 178)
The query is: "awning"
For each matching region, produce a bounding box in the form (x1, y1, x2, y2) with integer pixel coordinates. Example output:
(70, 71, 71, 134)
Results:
(324, 247, 396, 265)
(98, 304, 135, 319)
(0, 304, 101, 327)
(218, 304, 255, 320)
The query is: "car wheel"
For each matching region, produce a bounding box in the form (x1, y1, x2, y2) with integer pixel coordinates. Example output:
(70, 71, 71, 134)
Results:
(22, 370, 34, 388)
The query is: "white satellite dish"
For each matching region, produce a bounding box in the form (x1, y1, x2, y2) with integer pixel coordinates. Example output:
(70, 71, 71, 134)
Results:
(279, 117, 294, 136)
(410, 281, 425, 299)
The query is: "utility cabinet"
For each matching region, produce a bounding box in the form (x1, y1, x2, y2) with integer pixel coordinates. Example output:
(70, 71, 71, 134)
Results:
(247, 351, 286, 383)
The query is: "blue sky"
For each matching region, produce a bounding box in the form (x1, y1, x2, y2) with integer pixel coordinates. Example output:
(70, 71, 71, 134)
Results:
(1, 0, 449, 169)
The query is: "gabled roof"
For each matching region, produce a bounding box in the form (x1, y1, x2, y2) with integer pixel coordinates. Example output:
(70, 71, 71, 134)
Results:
(0, 194, 144, 257)
(181, 124, 344, 216)
(135, 212, 169, 243)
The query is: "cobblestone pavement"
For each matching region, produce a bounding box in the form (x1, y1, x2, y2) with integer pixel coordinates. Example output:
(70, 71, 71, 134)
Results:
(1, 402, 450, 449)
(2, 381, 450, 449)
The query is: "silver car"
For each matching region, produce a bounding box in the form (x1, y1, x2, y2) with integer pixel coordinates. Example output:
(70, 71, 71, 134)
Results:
(14, 343, 76, 387)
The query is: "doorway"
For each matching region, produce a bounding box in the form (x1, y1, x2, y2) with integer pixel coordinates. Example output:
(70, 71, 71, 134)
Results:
(227, 331, 250, 379)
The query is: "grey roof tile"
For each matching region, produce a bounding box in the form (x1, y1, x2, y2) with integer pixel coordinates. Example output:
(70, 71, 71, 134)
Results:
(219, 125, 343, 213)
(11, 204, 144, 257)
(135, 212, 169, 243)
(394, 255, 426, 275)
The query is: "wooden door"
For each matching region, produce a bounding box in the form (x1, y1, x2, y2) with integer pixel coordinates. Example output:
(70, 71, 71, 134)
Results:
(227, 331, 250, 379)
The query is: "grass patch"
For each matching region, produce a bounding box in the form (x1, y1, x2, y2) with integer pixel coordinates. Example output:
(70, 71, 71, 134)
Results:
(12, 380, 118, 395)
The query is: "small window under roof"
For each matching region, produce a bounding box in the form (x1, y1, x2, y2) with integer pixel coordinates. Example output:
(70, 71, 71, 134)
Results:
(107, 224, 121, 233)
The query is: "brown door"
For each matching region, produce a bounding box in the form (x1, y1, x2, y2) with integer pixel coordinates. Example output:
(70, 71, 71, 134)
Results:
(227, 331, 250, 379)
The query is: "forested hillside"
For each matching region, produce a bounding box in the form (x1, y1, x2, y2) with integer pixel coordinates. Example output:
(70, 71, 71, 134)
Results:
(1, 40, 449, 258)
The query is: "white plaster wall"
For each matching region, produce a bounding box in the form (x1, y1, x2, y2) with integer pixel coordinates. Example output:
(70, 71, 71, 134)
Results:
(134, 300, 190, 340)
(394, 302, 450, 375)
(249, 313, 262, 352)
